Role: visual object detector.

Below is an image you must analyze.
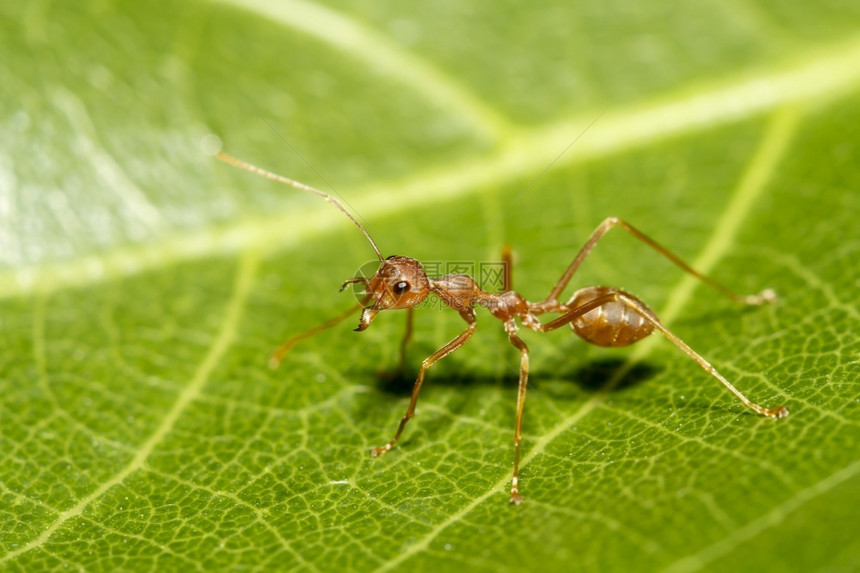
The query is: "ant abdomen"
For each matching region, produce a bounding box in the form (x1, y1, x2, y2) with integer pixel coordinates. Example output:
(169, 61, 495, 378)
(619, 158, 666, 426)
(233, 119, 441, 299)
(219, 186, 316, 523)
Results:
(568, 286, 656, 347)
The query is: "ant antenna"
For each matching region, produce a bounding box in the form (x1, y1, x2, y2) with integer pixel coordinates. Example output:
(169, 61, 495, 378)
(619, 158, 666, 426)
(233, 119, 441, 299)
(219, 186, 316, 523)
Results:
(216, 151, 384, 262)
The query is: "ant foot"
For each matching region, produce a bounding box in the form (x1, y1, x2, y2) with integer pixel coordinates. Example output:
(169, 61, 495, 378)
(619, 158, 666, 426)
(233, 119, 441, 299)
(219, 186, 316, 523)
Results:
(509, 476, 523, 505)
(766, 405, 790, 419)
(371, 444, 392, 457)
(744, 288, 778, 305)
(759, 288, 778, 303)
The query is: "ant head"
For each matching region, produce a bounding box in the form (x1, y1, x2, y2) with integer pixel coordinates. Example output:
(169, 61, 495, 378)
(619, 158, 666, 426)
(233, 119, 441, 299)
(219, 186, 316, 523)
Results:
(215, 153, 430, 332)
(353, 256, 430, 331)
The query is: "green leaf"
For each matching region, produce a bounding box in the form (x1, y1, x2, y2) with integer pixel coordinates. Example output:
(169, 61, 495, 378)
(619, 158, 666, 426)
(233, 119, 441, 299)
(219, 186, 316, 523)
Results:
(2, 1, 858, 571)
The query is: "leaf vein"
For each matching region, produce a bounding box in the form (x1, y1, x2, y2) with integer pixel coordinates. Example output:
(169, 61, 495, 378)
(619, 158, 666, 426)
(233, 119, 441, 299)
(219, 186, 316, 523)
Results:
(209, 0, 510, 141)
(661, 460, 860, 573)
(0, 251, 260, 565)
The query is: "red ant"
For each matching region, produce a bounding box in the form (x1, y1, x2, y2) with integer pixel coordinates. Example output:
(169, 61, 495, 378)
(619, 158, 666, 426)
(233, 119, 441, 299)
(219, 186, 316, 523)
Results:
(217, 151, 789, 505)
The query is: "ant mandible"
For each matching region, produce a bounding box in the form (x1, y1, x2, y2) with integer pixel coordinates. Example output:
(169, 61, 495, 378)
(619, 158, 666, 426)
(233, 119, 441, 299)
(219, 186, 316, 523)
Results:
(217, 151, 789, 505)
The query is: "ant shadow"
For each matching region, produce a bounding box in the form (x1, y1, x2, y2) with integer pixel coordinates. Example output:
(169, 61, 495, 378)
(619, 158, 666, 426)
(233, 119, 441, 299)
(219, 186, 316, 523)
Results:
(563, 358, 659, 393)
(374, 356, 659, 398)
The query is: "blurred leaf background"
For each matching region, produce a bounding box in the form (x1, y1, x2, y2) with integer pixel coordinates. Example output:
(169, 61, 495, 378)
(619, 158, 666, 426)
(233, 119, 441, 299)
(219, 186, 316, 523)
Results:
(1, 1, 858, 571)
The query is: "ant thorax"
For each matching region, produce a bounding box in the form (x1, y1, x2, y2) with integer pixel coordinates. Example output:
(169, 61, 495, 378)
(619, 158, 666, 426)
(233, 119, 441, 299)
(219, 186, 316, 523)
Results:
(429, 274, 483, 312)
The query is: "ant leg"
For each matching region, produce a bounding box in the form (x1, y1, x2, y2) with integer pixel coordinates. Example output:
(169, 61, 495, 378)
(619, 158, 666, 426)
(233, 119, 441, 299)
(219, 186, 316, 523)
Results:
(371, 309, 477, 457)
(614, 292, 788, 419)
(541, 217, 776, 306)
(502, 244, 513, 291)
(537, 292, 787, 418)
(505, 321, 530, 505)
(396, 306, 415, 373)
(381, 307, 414, 379)
(269, 298, 368, 369)
(539, 293, 623, 332)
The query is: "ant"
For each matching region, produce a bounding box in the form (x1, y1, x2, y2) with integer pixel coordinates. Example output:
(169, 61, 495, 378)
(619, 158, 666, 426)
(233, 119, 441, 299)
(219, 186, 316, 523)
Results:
(217, 151, 789, 505)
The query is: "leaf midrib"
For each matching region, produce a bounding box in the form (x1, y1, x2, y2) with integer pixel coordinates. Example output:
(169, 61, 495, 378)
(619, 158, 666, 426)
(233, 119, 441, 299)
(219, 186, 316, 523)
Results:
(211, 0, 512, 140)
(3, 34, 860, 300)
(5, 8, 855, 570)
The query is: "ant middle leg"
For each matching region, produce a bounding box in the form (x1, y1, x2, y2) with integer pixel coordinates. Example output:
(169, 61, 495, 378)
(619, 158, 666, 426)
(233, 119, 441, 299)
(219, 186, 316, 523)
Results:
(539, 217, 776, 308)
(504, 321, 530, 505)
(371, 309, 477, 457)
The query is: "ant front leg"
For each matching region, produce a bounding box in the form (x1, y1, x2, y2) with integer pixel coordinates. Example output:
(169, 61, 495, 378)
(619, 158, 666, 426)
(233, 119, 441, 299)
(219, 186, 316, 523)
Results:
(268, 296, 369, 368)
(371, 308, 477, 457)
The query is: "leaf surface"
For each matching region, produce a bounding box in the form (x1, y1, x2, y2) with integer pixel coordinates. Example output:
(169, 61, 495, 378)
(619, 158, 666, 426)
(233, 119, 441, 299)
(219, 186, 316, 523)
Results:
(1, 1, 858, 571)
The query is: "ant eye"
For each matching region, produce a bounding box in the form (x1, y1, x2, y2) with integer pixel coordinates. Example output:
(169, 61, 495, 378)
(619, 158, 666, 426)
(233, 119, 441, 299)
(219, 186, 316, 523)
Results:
(393, 281, 410, 295)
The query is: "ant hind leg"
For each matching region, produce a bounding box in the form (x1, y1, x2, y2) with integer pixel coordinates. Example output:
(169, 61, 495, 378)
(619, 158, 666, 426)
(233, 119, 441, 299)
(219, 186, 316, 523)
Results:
(542, 217, 778, 307)
(613, 292, 789, 419)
